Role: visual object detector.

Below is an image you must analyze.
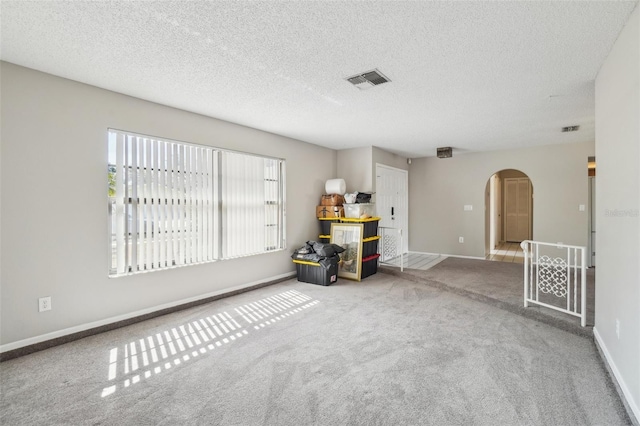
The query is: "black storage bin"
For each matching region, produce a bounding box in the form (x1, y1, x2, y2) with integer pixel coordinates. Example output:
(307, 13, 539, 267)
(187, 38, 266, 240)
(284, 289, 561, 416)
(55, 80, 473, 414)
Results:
(318, 235, 330, 244)
(361, 254, 380, 279)
(340, 218, 379, 239)
(362, 237, 380, 258)
(360, 254, 380, 280)
(318, 218, 340, 235)
(362, 220, 379, 239)
(294, 261, 338, 286)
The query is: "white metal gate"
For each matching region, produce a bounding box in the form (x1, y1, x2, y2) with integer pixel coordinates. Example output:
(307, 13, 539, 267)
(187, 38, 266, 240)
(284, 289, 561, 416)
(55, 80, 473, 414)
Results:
(378, 226, 404, 271)
(521, 240, 587, 327)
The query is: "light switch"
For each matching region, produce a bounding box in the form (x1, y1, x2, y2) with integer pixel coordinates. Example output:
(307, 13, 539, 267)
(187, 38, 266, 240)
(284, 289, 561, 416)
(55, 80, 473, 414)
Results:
(579, 204, 586, 211)
(464, 205, 473, 211)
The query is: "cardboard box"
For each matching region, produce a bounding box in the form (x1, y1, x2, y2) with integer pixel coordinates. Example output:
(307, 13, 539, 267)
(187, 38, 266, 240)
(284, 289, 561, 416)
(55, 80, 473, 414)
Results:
(320, 194, 345, 206)
(316, 205, 344, 218)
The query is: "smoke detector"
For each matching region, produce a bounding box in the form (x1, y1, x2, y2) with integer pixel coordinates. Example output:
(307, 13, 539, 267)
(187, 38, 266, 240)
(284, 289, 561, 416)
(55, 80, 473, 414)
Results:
(346, 69, 391, 90)
(562, 125, 580, 132)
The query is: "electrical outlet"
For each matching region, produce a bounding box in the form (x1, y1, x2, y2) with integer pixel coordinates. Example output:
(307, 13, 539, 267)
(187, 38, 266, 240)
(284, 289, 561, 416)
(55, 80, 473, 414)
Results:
(616, 319, 620, 339)
(459, 237, 464, 243)
(38, 297, 52, 312)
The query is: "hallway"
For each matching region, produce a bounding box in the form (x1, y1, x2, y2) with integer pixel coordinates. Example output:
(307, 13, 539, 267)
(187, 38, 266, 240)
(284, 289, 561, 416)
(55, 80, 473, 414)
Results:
(486, 241, 524, 263)
(380, 241, 525, 271)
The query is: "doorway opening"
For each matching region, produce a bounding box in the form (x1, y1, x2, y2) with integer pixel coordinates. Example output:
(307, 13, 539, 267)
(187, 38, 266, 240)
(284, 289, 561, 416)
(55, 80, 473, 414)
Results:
(375, 163, 409, 256)
(484, 169, 533, 263)
(588, 156, 596, 267)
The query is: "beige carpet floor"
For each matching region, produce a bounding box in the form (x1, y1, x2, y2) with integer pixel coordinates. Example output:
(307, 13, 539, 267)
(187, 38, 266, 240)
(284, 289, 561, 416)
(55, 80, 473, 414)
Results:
(0, 268, 630, 425)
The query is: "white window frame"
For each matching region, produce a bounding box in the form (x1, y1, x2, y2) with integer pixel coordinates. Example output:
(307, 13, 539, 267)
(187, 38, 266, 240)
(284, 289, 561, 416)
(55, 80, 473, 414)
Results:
(108, 129, 286, 277)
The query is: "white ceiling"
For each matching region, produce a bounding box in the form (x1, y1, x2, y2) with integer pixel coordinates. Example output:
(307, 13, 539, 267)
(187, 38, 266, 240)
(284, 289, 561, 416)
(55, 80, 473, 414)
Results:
(1, 1, 637, 157)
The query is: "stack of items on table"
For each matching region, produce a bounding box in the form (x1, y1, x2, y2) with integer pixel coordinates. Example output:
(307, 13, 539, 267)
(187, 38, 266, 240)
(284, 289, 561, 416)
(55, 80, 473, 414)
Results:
(316, 194, 345, 219)
(317, 191, 376, 242)
(291, 241, 345, 286)
(315, 191, 376, 220)
(317, 193, 344, 243)
(316, 178, 346, 220)
(342, 192, 374, 219)
(308, 178, 381, 282)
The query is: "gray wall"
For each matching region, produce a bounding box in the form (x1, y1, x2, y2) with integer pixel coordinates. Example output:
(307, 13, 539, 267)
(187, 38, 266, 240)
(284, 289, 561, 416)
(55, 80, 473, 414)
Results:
(409, 142, 594, 257)
(0, 62, 336, 349)
(372, 146, 409, 177)
(336, 146, 409, 201)
(594, 4, 639, 420)
(336, 147, 373, 193)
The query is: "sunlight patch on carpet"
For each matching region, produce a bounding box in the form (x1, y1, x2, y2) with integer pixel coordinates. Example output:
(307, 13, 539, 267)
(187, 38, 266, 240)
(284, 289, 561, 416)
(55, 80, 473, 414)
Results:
(101, 290, 317, 397)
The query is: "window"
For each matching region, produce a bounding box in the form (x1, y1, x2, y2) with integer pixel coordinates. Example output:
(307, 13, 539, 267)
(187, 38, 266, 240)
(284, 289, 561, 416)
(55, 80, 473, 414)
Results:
(108, 129, 286, 277)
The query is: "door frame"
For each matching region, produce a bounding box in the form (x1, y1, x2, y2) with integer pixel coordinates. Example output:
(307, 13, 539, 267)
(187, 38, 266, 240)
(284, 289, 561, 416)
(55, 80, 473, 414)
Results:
(588, 176, 596, 267)
(485, 170, 533, 259)
(486, 173, 503, 249)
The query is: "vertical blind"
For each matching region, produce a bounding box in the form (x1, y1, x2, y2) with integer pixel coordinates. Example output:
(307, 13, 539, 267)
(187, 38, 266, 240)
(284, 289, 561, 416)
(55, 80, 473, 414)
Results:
(108, 129, 286, 277)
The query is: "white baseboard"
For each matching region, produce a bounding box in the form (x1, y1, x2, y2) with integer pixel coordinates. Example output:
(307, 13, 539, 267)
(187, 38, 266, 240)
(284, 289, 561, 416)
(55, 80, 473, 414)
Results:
(409, 251, 485, 260)
(593, 327, 640, 424)
(0, 271, 296, 354)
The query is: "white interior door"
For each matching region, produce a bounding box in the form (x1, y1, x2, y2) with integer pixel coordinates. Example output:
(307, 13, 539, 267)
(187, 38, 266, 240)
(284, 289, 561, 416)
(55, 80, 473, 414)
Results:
(504, 177, 531, 242)
(376, 164, 409, 254)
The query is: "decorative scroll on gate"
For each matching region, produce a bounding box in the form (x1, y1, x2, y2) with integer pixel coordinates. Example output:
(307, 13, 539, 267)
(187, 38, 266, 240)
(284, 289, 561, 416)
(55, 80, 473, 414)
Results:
(537, 255, 568, 297)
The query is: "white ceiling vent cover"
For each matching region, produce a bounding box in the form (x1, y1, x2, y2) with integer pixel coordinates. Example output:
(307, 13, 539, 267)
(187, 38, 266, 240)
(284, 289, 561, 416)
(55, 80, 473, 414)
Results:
(346, 69, 391, 90)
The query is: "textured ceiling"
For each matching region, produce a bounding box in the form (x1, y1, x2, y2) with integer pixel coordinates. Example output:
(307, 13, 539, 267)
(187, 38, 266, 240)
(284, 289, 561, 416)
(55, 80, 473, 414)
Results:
(1, 1, 637, 157)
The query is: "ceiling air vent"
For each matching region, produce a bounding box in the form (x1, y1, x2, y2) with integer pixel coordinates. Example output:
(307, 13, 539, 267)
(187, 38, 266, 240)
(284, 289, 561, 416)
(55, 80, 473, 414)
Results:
(346, 69, 391, 90)
(562, 125, 580, 132)
(437, 147, 453, 159)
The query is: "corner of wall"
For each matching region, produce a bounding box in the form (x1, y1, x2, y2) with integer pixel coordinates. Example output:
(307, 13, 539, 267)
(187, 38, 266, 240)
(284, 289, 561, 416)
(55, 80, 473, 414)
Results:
(336, 146, 374, 193)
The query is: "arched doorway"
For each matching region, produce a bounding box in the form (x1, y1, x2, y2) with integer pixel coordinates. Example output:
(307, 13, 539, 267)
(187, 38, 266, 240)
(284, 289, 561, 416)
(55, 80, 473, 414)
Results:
(484, 169, 533, 262)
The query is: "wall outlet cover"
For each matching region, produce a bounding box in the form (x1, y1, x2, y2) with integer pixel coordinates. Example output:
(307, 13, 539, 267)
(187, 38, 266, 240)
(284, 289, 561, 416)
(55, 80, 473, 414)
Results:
(38, 296, 52, 312)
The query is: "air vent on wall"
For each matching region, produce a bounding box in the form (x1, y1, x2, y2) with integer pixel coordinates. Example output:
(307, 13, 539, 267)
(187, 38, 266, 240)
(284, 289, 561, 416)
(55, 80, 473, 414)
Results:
(562, 125, 580, 132)
(346, 69, 391, 90)
(437, 147, 453, 158)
